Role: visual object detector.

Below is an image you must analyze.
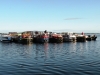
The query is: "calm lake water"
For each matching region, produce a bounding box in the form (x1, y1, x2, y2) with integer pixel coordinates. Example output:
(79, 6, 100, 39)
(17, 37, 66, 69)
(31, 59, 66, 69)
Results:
(0, 34, 100, 75)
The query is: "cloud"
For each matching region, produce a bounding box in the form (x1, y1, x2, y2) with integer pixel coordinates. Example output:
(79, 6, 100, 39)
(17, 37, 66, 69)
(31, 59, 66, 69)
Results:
(64, 18, 82, 20)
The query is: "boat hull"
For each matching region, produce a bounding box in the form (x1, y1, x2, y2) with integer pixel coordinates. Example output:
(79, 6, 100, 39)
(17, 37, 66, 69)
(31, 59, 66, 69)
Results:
(33, 37, 49, 43)
(49, 37, 63, 43)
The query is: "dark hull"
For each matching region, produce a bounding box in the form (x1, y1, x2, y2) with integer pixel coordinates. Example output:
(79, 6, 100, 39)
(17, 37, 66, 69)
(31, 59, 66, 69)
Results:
(63, 37, 76, 42)
(91, 37, 97, 40)
(76, 37, 86, 42)
(33, 37, 49, 43)
(49, 37, 63, 43)
(86, 37, 92, 41)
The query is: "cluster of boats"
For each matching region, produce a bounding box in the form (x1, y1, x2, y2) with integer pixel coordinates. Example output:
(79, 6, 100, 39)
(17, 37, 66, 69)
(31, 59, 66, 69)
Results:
(0, 31, 97, 43)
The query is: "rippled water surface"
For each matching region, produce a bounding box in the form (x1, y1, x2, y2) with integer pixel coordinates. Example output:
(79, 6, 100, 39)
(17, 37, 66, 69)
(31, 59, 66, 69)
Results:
(0, 34, 100, 75)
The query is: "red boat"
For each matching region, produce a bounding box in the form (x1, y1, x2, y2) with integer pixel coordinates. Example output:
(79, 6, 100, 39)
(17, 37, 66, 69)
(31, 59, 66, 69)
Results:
(49, 33, 63, 43)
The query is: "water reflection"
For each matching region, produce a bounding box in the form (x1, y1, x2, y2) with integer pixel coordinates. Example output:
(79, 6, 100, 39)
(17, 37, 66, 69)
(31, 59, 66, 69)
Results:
(34, 43, 64, 61)
(44, 43, 49, 59)
(34, 43, 39, 60)
(35, 43, 49, 61)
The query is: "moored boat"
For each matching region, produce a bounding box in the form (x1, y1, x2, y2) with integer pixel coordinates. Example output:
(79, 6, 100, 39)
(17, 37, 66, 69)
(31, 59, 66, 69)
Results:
(76, 35, 86, 42)
(86, 35, 92, 41)
(85, 35, 97, 41)
(63, 32, 76, 42)
(0, 34, 13, 42)
(49, 33, 63, 43)
(33, 33, 49, 43)
(91, 35, 97, 40)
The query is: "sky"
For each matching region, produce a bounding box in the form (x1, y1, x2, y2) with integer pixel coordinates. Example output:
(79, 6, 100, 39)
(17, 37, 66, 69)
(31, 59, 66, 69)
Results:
(0, 0, 100, 33)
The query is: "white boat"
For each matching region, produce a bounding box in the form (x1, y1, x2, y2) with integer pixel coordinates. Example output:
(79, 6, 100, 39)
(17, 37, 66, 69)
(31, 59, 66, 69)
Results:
(0, 34, 12, 42)
(63, 32, 76, 42)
